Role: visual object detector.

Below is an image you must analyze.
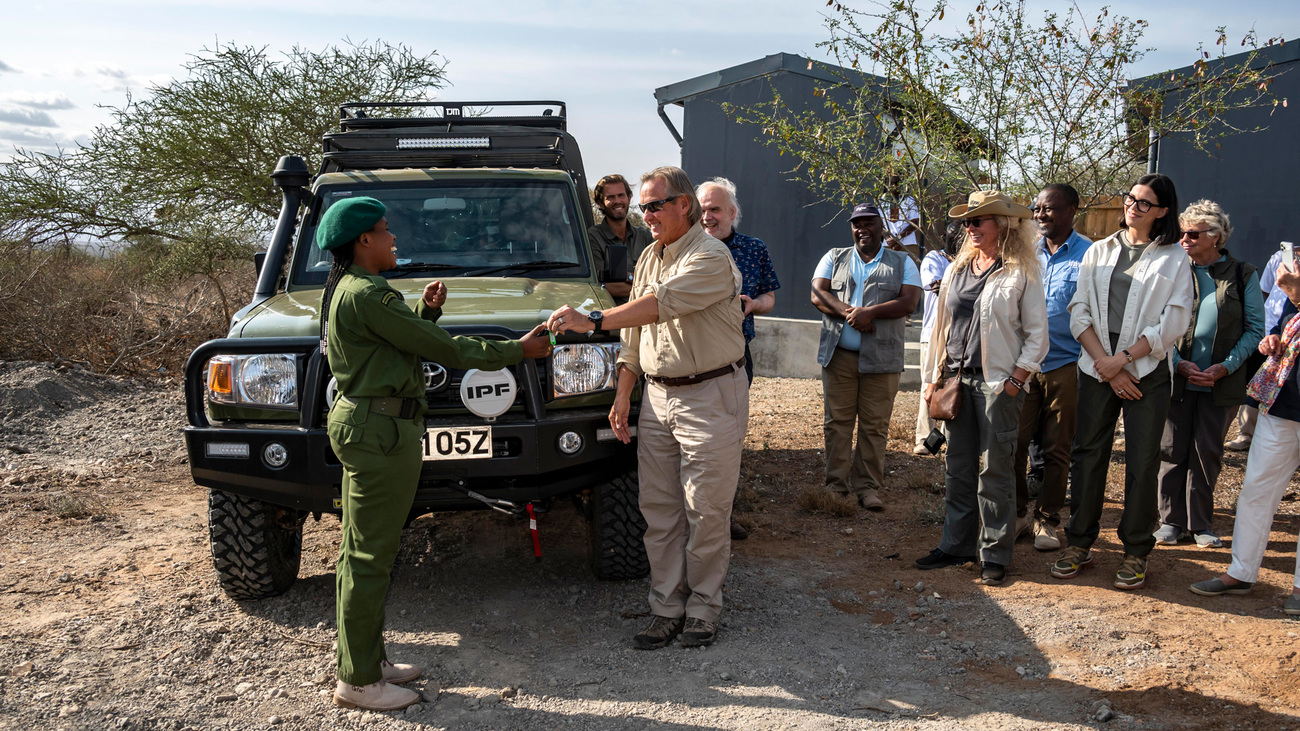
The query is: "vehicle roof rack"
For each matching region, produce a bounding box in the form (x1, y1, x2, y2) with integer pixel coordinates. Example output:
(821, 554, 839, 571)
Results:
(319, 101, 589, 202)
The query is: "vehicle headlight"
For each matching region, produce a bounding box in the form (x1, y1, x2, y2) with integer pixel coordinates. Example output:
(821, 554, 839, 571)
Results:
(205, 354, 299, 409)
(551, 343, 619, 397)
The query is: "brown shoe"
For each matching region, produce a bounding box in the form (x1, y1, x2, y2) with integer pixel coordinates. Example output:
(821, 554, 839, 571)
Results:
(680, 617, 717, 647)
(633, 615, 684, 650)
(380, 659, 422, 684)
(856, 490, 884, 511)
(730, 517, 749, 540)
(333, 680, 420, 711)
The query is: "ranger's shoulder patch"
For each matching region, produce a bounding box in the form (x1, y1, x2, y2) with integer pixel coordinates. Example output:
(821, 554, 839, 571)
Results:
(381, 291, 401, 307)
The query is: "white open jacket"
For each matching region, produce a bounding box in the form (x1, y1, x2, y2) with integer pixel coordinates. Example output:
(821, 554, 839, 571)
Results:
(1067, 232, 1194, 380)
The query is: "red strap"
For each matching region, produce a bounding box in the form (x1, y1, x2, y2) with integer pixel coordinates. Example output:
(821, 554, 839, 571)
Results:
(525, 503, 541, 562)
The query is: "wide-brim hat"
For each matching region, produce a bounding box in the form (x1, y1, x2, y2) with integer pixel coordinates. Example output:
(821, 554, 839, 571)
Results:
(948, 190, 1032, 220)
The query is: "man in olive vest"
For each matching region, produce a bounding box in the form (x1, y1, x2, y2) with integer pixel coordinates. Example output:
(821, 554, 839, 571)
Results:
(811, 203, 922, 510)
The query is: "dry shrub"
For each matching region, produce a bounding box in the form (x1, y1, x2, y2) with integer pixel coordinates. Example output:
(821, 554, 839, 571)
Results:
(915, 494, 947, 525)
(796, 485, 858, 517)
(41, 492, 109, 519)
(0, 241, 253, 377)
(887, 416, 915, 441)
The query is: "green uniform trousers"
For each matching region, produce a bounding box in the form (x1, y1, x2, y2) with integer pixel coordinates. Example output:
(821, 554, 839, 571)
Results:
(328, 400, 425, 686)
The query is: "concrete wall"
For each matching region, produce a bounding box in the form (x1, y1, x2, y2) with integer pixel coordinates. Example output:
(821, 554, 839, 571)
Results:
(751, 315, 923, 391)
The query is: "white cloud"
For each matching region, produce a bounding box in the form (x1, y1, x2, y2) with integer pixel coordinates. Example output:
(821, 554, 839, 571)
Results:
(4, 92, 76, 110)
(0, 59, 16, 73)
(0, 126, 64, 152)
(0, 109, 57, 127)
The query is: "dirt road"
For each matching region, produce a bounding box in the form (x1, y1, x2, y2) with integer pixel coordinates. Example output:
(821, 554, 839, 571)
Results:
(1, 362, 1298, 730)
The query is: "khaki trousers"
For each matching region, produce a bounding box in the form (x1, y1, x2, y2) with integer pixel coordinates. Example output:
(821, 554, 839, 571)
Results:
(821, 347, 901, 496)
(638, 368, 749, 623)
(1014, 363, 1078, 525)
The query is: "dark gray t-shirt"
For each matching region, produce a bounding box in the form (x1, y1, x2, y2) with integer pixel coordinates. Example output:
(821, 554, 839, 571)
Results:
(1108, 230, 1156, 336)
(945, 258, 1002, 372)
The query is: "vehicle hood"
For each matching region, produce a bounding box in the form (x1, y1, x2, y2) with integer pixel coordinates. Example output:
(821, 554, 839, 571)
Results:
(231, 279, 609, 338)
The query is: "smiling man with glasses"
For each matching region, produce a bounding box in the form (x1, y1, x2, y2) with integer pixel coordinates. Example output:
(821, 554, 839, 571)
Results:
(548, 165, 748, 650)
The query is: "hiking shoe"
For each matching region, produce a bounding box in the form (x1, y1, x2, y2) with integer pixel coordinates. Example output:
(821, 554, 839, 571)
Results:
(633, 615, 684, 650)
(1016, 514, 1033, 539)
(1193, 530, 1224, 548)
(980, 562, 1006, 586)
(1033, 519, 1061, 551)
(856, 489, 884, 511)
(334, 680, 420, 711)
(729, 517, 749, 541)
(914, 548, 976, 570)
(1285, 594, 1300, 616)
(1153, 524, 1186, 545)
(680, 617, 717, 647)
(1114, 555, 1148, 590)
(1223, 436, 1251, 452)
(912, 443, 930, 456)
(1189, 577, 1253, 596)
(380, 659, 422, 684)
(1050, 546, 1093, 579)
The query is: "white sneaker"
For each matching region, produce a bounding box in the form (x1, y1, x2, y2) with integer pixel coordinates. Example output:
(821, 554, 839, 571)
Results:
(1033, 519, 1061, 551)
(1223, 437, 1251, 452)
(913, 443, 930, 456)
(334, 679, 420, 711)
(1015, 514, 1033, 539)
(381, 659, 422, 684)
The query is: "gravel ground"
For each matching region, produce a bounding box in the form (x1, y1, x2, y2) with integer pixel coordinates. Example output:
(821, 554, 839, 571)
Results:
(1, 361, 1299, 730)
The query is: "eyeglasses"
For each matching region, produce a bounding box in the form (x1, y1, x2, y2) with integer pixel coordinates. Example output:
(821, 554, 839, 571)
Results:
(962, 217, 992, 229)
(637, 195, 682, 214)
(1180, 229, 1214, 241)
(1122, 192, 1160, 213)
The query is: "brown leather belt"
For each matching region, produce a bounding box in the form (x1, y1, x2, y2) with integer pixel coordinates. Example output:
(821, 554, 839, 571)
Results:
(645, 358, 747, 388)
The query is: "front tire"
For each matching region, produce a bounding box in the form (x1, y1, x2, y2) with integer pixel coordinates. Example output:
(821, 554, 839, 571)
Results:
(588, 471, 650, 580)
(208, 489, 305, 600)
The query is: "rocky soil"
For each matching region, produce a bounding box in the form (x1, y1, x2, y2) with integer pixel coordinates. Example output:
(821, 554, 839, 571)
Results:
(1, 360, 1299, 730)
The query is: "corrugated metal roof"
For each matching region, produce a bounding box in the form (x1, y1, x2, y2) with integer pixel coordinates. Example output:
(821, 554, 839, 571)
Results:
(654, 52, 882, 105)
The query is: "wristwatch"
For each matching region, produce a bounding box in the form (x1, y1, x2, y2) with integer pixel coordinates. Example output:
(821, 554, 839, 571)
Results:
(1122, 349, 1134, 363)
(587, 310, 605, 334)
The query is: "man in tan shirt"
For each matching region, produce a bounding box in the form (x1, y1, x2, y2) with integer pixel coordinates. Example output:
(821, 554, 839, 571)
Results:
(548, 165, 748, 650)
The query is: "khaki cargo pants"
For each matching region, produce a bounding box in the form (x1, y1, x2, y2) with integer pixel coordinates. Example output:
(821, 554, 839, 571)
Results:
(638, 368, 749, 623)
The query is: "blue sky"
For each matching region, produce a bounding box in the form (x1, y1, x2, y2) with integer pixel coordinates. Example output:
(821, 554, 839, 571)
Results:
(1, 0, 1296, 190)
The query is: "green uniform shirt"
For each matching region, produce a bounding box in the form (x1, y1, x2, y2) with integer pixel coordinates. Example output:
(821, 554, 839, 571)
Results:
(326, 265, 523, 400)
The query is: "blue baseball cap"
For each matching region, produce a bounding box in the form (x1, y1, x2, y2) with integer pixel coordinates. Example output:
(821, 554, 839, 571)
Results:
(849, 202, 882, 220)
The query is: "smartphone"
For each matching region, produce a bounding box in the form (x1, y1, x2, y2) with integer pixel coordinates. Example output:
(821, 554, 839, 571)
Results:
(1284, 241, 1296, 272)
(923, 428, 946, 455)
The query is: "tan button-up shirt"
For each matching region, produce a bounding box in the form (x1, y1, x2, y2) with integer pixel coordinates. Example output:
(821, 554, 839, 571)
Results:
(617, 222, 745, 378)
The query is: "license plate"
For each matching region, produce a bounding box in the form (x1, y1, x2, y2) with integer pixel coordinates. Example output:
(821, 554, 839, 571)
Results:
(422, 426, 493, 461)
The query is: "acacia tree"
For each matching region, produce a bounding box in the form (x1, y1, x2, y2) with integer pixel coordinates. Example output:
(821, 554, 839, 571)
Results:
(728, 0, 1285, 246)
(0, 40, 448, 321)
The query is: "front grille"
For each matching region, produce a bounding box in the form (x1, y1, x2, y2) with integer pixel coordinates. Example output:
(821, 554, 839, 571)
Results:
(421, 359, 548, 412)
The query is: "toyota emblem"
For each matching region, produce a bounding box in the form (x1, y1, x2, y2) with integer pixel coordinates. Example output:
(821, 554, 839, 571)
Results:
(423, 362, 449, 392)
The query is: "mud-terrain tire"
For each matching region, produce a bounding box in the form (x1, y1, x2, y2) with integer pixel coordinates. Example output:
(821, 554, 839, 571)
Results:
(589, 470, 650, 580)
(209, 489, 305, 600)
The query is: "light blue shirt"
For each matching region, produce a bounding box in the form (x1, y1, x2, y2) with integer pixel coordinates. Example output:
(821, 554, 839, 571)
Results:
(1036, 230, 1092, 372)
(813, 245, 921, 351)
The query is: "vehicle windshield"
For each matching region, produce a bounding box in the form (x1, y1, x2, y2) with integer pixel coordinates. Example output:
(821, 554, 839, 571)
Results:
(292, 180, 590, 285)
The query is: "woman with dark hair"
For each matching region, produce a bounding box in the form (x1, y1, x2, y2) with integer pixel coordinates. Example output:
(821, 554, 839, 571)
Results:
(913, 221, 964, 454)
(1051, 173, 1195, 590)
(318, 197, 551, 711)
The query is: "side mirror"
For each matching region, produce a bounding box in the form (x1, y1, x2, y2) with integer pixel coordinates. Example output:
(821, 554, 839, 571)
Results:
(253, 251, 267, 277)
(602, 244, 628, 283)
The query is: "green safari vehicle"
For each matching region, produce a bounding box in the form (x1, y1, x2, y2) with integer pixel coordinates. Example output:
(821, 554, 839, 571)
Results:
(183, 101, 648, 600)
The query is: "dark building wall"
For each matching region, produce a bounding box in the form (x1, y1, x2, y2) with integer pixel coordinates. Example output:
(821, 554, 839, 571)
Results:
(678, 71, 867, 321)
(1154, 53, 1300, 271)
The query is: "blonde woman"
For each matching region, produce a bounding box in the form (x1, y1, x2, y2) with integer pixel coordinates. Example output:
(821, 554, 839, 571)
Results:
(916, 191, 1048, 586)
(1052, 173, 1194, 590)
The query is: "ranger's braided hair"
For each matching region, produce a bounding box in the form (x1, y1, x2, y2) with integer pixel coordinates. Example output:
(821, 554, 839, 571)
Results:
(319, 241, 356, 354)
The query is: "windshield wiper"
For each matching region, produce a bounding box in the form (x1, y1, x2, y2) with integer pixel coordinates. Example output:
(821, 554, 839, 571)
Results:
(463, 260, 582, 277)
(383, 262, 465, 277)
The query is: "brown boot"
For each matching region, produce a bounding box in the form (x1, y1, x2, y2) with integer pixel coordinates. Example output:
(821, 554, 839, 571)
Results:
(856, 490, 884, 511)
(333, 680, 420, 711)
(729, 517, 749, 540)
(380, 659, 422, 684)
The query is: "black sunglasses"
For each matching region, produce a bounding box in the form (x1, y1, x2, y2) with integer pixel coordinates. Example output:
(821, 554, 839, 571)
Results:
(637, 195, 683, 214)
(962, 216, 993, 229)
(1180, 229, 1214, 241)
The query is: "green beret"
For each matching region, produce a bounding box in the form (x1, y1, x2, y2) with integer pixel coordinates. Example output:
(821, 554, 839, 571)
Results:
(316, 197, 386, 252)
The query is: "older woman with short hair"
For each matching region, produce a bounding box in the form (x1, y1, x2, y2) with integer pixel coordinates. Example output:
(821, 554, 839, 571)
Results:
(1155, 200, 1264, 548)
(916, 191, 1048, 586)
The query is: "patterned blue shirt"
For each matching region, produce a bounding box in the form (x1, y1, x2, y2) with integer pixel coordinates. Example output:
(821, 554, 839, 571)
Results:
(722, 231, 781, 342)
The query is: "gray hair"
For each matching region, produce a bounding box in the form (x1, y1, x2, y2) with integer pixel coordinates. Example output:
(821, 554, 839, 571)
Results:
(695, 177, 742, 226)
(1179, 199, 1233, 247)
(641, 166, 702, 225)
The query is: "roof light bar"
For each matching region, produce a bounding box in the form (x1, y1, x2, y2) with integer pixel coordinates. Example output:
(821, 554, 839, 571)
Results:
(396, 137, 491, 150)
